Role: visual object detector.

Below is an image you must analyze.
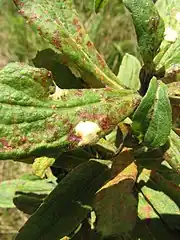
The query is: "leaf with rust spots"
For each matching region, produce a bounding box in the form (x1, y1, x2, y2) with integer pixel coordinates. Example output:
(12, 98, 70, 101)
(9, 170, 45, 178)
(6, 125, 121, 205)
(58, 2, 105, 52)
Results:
(0, 63, 141, 160)
(93, 150, 138, 238)
(13, 0, 124, 89)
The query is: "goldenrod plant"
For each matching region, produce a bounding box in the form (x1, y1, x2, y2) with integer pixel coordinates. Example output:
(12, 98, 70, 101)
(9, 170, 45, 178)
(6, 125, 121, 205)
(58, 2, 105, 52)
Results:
(0, 0, 179, 239)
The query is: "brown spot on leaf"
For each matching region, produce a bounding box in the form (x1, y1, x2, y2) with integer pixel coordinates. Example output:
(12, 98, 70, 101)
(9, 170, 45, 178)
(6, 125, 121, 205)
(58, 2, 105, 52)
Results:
(73, 18, 82, 32)
(73, 18, 79, 25)
(97, 53, 105, 68)
(20, 136, 28, 144)
(18, 9, 25, 15)
(0, 138, 13, 151)
(75, 89, 83, 97)
(37, 26, 43, 36)
(75, 36, 81, 44)
(143, 205, 152, 224)
(87, 41, 93, 48)
(51, 105, 57, 110)
(99, 115, 114, 131)
(52, 30, 61, 49)
(79, 32, 83, 38)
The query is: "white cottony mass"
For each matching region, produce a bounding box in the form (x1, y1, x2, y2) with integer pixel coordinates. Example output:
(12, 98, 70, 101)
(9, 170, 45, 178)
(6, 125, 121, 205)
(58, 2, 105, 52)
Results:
(164, 27, 178, 43)
(75, 121, 101, 146)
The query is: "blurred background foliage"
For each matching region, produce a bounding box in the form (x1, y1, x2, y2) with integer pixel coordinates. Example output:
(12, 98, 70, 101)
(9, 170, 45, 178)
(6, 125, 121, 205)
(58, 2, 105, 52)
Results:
(0, 0, 46, 68)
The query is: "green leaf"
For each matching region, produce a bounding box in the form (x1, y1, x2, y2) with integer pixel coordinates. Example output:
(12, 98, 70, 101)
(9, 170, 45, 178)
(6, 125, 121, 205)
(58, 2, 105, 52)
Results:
(132, 77, 172, 148)
(13, 193, 44, 215)
(94, 0, 109, 13)
(150, 169, 180, 207)
(162, 130, 180, 174)
(0, 176, 56, 208)
(136, 192, 179, 240)
(137, 169, 180, 233)
(158, 161, 180, 187)
(15, 159, 111, 240)
(13, 0, 123, 89)
(96, 138, 117, 156)
(117, 53, 141, 91)
(155, 0, 180, 30)
(93, 151, 138, 238)
(143, 82, 172, 148)
(123, 0, 165, 64)
(154, 0, 180, 83)
(0, 63, 141, 160)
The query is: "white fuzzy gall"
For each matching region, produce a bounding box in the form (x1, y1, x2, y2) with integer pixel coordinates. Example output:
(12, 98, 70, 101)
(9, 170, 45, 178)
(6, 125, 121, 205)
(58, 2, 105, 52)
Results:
(75, 121, 101, 146)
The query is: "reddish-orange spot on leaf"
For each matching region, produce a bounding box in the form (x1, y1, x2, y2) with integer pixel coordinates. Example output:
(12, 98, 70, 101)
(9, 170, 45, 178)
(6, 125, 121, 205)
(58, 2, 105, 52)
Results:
(143, 205, 152, 224)
(97, 53, 105, 68)
(0, 138, 13, 151)
(73, 18, 82, 32)
(20, 136, 28, 144)
(52, 30, 61, 49)
(73, 18, 79, 25)
(87, 41, 93, 48)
